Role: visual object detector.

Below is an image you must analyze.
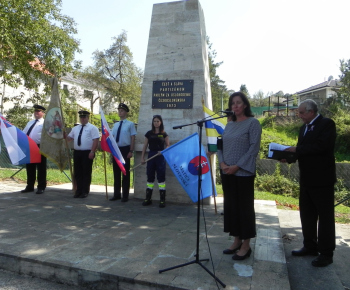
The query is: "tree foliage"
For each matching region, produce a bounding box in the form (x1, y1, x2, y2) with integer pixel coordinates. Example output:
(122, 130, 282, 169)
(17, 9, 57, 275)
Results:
(92, 31, 142, 122)
(338, 59, 350, 104)
(207, 38, 230, 112)
(67, 67, 107, 114)
(0, 0, 81, 89)
(239, 84, 249, 97)
(4, 91, 49, 129)
(251, 90, 270, 107)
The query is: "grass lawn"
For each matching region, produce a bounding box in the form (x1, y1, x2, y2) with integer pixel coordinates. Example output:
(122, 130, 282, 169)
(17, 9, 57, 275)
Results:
(1, 167, 349, 224)
(216, 184, 350, 224)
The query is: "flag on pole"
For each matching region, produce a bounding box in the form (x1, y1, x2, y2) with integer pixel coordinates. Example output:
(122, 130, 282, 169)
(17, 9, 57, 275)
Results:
(0, 114, 41, 165)
(203, 104, 227, 152)
(161, 133, 216, 203)
(99, 106, 126, 175)
(40, 77, 69, 171)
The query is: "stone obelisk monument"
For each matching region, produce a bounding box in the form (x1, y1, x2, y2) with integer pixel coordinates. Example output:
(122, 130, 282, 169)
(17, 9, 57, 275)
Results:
(134, 0, 213, 204)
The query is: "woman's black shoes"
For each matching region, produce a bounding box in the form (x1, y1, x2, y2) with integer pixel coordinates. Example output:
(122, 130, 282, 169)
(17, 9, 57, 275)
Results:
(223, 244, 242, 254)
(232, 248, 252, 260)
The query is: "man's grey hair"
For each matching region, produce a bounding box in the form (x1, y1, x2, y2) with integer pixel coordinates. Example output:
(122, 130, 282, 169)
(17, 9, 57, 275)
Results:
(300, 99, 318, 113)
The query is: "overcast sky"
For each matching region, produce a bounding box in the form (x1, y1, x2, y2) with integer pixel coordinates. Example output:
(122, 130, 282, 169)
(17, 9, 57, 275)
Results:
(61, 0, 350, 96)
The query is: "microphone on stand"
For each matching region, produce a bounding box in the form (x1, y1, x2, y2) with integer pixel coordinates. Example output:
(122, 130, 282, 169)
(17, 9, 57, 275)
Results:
(219, 110, 234, 115)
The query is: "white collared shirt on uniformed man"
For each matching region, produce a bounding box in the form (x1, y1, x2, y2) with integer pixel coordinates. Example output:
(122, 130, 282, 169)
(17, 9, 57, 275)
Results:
(68, 122, 100, 150)
(23, 117, 44, 144)
(111, 119, 137, 147)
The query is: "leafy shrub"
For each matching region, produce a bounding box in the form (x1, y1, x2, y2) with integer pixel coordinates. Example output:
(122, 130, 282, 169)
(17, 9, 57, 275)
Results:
(335, 178, 350, 207)
(255, 163, 299, 198)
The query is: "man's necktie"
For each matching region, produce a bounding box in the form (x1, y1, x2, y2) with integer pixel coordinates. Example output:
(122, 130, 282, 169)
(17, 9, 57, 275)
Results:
(26, 119, 38, 136)
(77, 125, 85, 146)
(116, 121, 123, 143)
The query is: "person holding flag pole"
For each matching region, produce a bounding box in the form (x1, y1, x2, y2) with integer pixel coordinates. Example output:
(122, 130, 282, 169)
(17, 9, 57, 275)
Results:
(110, 103, 136, 202)
(21, 104, 47, 194)
(66, 110, 99, 198)
(141, 115, 170, 208)
(99, 106, 127, 200)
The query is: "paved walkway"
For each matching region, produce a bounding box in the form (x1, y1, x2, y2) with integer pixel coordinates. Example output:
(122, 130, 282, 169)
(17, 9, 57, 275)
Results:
(0, 179, 289, 289)
(278, 209, 350, 290)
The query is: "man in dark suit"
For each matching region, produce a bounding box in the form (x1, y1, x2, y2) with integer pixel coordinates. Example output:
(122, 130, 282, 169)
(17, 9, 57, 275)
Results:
(285, 99, 336, 267)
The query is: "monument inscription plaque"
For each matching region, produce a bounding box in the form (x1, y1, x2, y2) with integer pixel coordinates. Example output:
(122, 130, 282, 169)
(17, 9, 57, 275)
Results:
(152, 80, 193, 109)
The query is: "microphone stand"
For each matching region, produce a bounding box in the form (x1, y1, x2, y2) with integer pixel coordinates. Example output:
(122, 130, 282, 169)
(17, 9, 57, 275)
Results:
(159, 115, 226, 288)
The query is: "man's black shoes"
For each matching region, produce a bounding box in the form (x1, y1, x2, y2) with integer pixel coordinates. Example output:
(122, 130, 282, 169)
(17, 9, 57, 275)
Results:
(109, 196, 121, 201)
(21, 188, 34, 193)
(36, 189, 45, 194)
(312, 255, 333, 267)
(292, 247, 318, 256)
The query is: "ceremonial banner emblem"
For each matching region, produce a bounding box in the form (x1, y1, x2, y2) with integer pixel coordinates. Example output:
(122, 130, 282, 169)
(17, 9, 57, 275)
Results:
(45, 108, 64, 139)
(40, 77, 69, 171)
(162, 133, 216, 202)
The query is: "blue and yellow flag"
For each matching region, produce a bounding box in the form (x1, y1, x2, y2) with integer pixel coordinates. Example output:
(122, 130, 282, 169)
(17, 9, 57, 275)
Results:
(161, 133, 216, 202)
(202, 104, 227, 152)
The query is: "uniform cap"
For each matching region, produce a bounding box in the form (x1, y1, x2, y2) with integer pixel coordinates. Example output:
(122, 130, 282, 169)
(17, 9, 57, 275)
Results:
(118, 103, 129, 112)
(78, 110, 90, 117)
(33, 104, 46, 111)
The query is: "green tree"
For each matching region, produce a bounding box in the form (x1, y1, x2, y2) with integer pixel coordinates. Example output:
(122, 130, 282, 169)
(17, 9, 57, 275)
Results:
(0, 0, 81, 114)
(92, 31, 142, 122)
(68, 67, 107, 114)
(239, 84, 249, 97)
(4, 90, 48, 128)
(251, 90, 270, 107)
(338, 59, 350, 104)
(207, 38, 229, 112)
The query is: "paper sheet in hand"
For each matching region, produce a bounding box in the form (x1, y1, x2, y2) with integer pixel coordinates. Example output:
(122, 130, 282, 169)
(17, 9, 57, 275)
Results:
(268, 142, 297, 163)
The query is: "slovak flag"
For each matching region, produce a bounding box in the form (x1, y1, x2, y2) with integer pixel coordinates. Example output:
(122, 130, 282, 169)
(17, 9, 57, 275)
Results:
(99, 107, 126, 175)
(0, 113, 41, 165)
(161, 133, 216, 202)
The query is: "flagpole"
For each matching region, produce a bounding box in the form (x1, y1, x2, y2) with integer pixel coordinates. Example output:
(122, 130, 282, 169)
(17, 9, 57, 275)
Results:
(159, 117, 226, 288)
(103, 151, 109, 200)
(129, 152, 161, 171)
(208, 154, 217, 214)
(55, 77, 75, 193)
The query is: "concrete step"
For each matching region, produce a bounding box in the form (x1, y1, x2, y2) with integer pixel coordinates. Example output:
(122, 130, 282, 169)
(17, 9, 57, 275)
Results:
(278, 209, 350, 290)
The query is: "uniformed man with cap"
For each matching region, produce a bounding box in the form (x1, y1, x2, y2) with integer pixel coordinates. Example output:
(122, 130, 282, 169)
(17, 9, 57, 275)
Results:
(110, 103, 136, 202)
(66, 110, 100, 198)
(21, 104, 47, 194)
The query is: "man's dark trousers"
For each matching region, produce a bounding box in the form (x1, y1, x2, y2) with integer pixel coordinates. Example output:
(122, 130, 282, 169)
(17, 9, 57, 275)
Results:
(25, 145, 47, 190)
(74, 150, 93, 195)
(112, 146, 131, 199)
(300, 185, 336, 257)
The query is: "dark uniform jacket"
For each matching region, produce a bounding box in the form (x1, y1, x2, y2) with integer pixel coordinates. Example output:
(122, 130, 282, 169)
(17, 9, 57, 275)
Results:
(296, 114, 336, 187)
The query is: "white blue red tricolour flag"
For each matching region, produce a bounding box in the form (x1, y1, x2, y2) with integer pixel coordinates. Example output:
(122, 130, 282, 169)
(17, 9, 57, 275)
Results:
(0, 113, 41, 165)
(99, 107, 126, 175)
